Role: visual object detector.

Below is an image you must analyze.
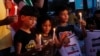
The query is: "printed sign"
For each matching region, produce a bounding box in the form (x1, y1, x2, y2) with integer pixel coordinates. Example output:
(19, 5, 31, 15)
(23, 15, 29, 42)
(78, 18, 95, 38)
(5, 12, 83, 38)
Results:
(85, 30, 100, 56)
(59, 31, 82, 56)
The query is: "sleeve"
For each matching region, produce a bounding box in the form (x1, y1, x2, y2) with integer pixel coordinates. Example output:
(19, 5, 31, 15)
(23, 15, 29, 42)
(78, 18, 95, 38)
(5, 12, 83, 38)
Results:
(14, 32, 23, 44)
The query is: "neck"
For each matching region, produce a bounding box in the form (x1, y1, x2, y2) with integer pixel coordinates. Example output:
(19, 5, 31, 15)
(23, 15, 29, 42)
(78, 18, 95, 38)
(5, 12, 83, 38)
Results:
(20, 25, 31, 34)
(60, 22, 67, 26)
(42, 33, 49, 37)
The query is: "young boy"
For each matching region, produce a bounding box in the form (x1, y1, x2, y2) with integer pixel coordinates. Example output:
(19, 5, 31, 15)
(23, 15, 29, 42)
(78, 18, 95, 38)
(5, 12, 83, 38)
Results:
(14, 5, 39, 56)
(54, 5, 87, 56)
(55, 5, 86, 41)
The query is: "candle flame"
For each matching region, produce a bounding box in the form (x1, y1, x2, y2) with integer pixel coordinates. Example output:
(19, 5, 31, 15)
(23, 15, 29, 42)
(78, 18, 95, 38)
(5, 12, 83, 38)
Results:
(15, 5, 18, 15)
(53, 28, 56, 32)
(39, 34, 42, 38)
(79, 12, 82, 17)
(15, 6, 18, 9)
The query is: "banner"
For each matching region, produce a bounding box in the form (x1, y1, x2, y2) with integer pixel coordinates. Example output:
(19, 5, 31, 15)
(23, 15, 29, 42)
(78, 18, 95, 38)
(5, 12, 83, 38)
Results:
(85, 30, 100, 56)
(59, 33, 82, 56)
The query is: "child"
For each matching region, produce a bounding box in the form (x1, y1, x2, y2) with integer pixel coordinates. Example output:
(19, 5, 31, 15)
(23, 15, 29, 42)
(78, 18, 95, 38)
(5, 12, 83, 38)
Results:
(35, 15, 60, 56)
(55, 5, 87, 41)
(14, 5, 39, 56)
(54, 5, 87, 56)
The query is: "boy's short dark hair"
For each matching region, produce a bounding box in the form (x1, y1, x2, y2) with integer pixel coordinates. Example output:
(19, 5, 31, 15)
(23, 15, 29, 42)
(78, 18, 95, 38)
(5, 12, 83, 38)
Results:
(19, 5, 39, 17)
(54, 5, 69, 16)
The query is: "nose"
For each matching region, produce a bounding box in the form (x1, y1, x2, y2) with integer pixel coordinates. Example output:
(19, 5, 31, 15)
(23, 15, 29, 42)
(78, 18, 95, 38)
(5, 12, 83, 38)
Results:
(32, 20, 37, 26)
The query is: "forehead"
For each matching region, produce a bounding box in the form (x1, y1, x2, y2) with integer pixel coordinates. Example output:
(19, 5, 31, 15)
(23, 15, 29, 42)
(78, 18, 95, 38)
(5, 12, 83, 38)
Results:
(25, 15, 37, 18)
(42, 20, 51, 24)
(60, 10, 68, 13)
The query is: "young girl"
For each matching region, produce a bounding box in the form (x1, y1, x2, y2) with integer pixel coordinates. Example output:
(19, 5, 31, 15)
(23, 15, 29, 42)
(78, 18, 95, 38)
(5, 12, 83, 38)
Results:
(35, 15, 60, 56)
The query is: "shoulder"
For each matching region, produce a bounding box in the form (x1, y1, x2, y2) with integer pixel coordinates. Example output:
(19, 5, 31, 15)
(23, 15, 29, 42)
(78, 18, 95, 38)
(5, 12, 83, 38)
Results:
(14, 29, 24, 38)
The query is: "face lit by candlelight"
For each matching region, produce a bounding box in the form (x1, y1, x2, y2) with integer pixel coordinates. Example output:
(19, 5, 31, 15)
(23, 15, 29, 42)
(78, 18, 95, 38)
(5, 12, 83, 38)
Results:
(58, 10, 69, 23)
(42, 20, 52, 34)
(21, 15, 37, 28)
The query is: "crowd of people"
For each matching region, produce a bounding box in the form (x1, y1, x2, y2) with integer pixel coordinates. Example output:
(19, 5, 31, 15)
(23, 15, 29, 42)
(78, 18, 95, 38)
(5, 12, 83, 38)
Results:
(0, 0, 100, 56)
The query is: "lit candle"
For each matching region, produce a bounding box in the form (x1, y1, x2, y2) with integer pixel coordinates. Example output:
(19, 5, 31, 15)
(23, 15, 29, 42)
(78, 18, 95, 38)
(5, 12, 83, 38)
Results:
(6, 9, 9, 16)
(38, 34, 42, 50)
(15, 5, 18, 15)
(79, 12, 82, 20)
(53, 28, 56, 40)
(79, 12, 82, 29)
(39, 34, 42, 45)
(6, 9, 10, 29)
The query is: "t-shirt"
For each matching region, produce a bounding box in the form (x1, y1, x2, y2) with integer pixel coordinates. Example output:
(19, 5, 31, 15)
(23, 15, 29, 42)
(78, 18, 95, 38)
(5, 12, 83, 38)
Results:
(56, 24, 82, 39)
(40, 35, 55, 56)
(0, 0, 12, 50)
(14, 29, 36, 54)
(56, 24, 82, 56)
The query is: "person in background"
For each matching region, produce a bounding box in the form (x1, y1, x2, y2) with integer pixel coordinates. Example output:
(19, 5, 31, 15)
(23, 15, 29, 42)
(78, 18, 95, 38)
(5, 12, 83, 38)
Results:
(14, 5, 40, 56)
(0, 0, 17, 56)
(86, 10, 100, 31)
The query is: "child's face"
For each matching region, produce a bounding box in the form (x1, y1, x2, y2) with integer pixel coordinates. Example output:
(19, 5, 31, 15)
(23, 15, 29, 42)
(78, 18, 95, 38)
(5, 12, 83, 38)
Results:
(42, 20, 52, 34)
(21, 16, 37, 28)
(58, 10, 69, 23)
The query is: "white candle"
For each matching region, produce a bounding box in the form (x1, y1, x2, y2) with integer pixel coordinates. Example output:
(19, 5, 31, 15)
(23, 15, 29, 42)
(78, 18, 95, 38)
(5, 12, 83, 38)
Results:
(38, 34, 42, 51)
(6, 9, 11, 29)
(79, 12, 82, 29)
(79, 12, 82, 20)
(15, 6, 18, 15)
(6, 9, 9, 16)
(39, 34, 42, 45)
(53, 28, 56, 40)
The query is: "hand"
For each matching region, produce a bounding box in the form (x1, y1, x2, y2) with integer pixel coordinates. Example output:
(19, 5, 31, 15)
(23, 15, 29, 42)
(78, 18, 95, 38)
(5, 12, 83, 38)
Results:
(35, 44, 43, 51)
(80, 19, 86, 27)
(48, 39, 55, 46)
(63, 37, 70, 45)
(3, 16, 18, 25)
(59, 31, 69, 41)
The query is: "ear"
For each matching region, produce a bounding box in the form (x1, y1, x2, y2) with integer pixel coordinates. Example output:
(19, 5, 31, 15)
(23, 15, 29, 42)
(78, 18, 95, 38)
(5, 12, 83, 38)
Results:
(20, 15, 25, 21)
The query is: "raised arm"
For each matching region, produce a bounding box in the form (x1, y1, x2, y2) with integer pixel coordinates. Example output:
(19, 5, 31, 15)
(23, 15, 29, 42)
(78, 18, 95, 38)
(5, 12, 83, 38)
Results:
(35, 0, 44, 8)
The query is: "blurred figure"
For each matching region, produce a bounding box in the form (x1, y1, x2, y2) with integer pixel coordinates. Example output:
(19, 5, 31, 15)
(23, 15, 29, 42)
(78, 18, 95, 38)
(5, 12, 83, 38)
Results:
(0, 0, 17, 56)
(86, 10, 100, 31)
(68, 10, 78, 25)
(35, 15, 60, 56)
(14, 5, 39, 56)
(54, 5, 87, 56)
